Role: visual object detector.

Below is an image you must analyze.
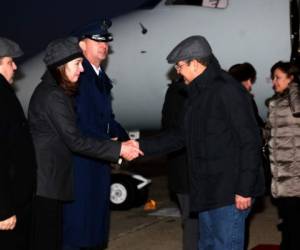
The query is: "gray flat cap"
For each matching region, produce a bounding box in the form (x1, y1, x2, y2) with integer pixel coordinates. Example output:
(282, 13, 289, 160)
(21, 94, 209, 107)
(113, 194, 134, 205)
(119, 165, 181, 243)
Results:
(44, 36, 82, 68)
(167, 35, 212, 64)
(0, 37, 23, 58)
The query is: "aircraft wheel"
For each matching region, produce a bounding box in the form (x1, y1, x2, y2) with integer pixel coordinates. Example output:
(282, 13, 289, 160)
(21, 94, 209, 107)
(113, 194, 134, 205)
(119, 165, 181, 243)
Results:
(110, 175, 136, 210)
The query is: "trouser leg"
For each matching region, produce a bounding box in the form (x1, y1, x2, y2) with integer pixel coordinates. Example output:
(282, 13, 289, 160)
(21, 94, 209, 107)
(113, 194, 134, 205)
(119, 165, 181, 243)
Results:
(198, 204, 250, 250)
(31, 196, 62, 250)
(177, 193, 198, 250)
(277, 197, 300, 250)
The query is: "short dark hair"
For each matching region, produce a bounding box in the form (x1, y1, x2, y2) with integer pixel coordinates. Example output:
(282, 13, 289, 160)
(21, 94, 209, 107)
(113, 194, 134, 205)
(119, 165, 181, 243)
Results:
(270, 61, 300, 83)
(187, 55, 212, 67)
(228, 62, 256, 83)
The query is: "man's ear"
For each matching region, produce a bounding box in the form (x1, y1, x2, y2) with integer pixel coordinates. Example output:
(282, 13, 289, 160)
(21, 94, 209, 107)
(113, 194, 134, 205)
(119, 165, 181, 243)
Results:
(79, 40, 86, 51)
(188, 59, 195, 72)
(192, 60, 200, 72)
(0, 60, 3, 75)
(194, 60, 207, 74)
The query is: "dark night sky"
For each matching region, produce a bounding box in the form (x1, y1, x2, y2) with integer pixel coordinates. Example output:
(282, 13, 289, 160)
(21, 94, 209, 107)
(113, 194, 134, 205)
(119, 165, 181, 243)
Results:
(1, 0, 155, 59)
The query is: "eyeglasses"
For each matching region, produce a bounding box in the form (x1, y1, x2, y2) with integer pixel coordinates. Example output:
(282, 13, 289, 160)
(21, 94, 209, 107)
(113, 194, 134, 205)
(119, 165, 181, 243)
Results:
(174, 62, 188, 71)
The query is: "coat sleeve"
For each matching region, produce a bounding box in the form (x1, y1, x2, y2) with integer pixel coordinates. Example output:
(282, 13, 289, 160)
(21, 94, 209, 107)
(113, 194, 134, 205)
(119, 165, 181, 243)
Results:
(0, 156, 14, 220)
(46, 91, 121, 163)
(140, 127, 185, 156)
(109, 116, 129, 141)
(0, 165, 13, 220)
(220, 83, 263, 197)
(0, 101, 14, 220)
(141, 84, 186, 156)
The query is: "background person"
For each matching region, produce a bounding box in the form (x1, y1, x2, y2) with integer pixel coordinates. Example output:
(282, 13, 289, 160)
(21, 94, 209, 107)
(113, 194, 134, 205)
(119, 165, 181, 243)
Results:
(63, 20, 129, 250)
(265, 61, 300, 250)
(228, 62, 264, 127)
(228, 62, 271, 196)
(0, 37, 36, 250)
(161, 78, 198, 250)
(28, 37, 141, 250)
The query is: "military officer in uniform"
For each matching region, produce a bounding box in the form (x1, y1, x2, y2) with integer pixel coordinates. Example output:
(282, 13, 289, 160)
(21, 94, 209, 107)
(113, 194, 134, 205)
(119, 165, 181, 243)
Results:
(63, 20, 129, 250)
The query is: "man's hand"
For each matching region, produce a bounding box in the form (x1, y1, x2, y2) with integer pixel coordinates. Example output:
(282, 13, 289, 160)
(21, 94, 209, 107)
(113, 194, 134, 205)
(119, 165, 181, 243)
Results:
(235, 195, 252, 210)
(0, 215, 17, 230)
(120, 140, 143, 161)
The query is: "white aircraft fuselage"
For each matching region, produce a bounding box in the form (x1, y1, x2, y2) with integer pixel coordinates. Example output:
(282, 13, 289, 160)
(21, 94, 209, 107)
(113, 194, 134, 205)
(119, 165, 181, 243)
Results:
(15, 0, 291, 130)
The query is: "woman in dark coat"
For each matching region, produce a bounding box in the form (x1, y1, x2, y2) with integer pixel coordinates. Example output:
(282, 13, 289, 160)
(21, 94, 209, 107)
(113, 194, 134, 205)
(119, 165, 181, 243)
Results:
(28, 37, 139, 250)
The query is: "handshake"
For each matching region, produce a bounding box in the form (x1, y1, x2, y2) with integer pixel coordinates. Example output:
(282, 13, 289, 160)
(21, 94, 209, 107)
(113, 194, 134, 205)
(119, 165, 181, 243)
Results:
(120, 140, 143, 161)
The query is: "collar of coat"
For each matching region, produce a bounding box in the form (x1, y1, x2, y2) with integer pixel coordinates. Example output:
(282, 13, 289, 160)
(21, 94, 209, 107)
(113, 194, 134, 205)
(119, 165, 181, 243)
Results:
(0, 73, 15, 93)
(81, 58, 108, 79)
(41, 70, 57, 86)
(188, 55, 222, 97)
(81, 58, 113, 90)
(82, 58, 98, 77)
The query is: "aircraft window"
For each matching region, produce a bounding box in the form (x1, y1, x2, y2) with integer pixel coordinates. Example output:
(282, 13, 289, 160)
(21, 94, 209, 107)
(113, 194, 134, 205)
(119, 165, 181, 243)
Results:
(165, 0, 228, 9)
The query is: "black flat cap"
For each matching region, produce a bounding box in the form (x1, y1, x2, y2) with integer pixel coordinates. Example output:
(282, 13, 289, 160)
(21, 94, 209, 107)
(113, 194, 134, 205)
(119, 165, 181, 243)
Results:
(43, 37, 82, 68)
(167, 35, 212, 64)
(73, 19, 113, 42)
(0, 37, 23, 58)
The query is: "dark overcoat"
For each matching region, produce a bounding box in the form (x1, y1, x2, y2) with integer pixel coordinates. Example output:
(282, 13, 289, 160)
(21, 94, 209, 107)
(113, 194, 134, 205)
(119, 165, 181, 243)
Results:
(161, 80, 189, 194)
(28, 71, 120, 201)
(0, 73, 36, 249)
(63, 59, 128, 247)
(141, 59, 265, 212)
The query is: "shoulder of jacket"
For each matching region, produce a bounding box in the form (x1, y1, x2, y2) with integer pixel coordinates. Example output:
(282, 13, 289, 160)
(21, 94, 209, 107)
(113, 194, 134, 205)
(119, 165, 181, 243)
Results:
(289, 82, 300, 95)
(215, 74, 242, 94)
(48, 87, 67, 101)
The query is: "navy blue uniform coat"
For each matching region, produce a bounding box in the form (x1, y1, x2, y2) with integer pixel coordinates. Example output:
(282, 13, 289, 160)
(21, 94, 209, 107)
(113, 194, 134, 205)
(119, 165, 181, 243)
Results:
(63, 59, 128, 247)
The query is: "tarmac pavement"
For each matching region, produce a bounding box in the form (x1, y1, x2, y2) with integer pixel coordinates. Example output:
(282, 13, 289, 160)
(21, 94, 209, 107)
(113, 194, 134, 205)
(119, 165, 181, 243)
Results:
(108, 175, 182, 250)
(107, 155, 281, 250)
(108, 176, 280, 250)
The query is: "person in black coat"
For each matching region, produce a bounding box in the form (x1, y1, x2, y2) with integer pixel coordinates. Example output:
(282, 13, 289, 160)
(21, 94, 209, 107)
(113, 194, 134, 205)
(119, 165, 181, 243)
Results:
(161, 79, 198, 250)
(228, 62, 264, 128)
(228, 62, 271, 195)
(28, 37, 142, 250)
(137, 36, 265, 250)
(0, 37, 36, 250)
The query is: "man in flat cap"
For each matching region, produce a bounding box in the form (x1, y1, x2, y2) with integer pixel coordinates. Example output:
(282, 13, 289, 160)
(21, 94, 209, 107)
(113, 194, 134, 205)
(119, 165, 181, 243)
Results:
(63, 20, 129, 250)
(138, 35, 265, 250)
(0, 37, 36, 250)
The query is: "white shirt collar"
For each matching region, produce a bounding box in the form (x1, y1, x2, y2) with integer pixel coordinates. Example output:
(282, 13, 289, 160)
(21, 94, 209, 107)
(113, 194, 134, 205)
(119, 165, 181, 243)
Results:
(91, 64, 102, 76)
